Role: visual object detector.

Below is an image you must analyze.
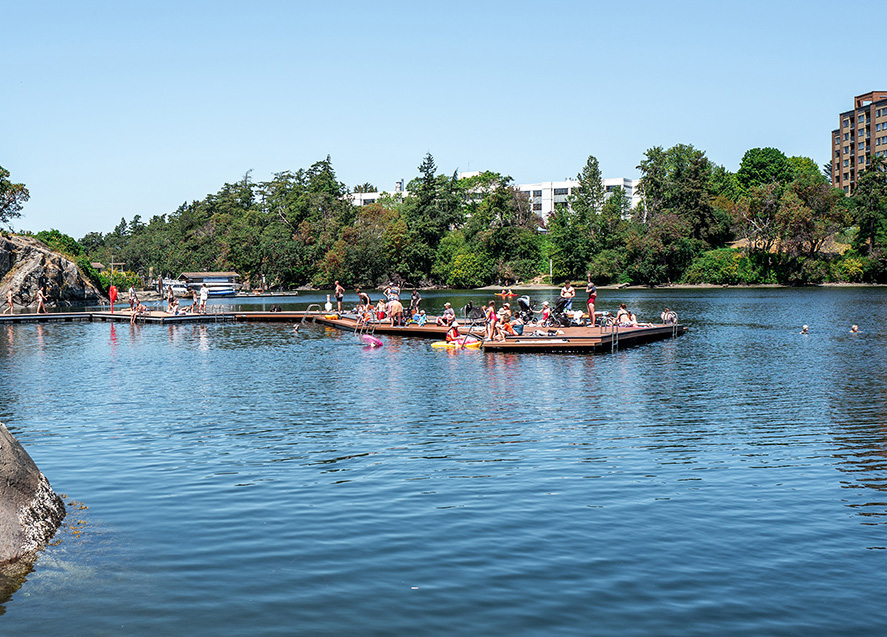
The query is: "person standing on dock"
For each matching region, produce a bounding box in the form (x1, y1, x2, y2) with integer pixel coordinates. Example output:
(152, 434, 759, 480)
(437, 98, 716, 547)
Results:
(560, 281, 575, 312)
(484, 301, 497, 340)
(410, 289, 421, 315)
(4, 289, 13, 314)
(355, 287, 370, 308)
(586, 275, 596, 325)
(128, 285, 136, 311)
(199, 284, 209, 313)
(334, 281, 345, 313)
(36, 286, 47, 313)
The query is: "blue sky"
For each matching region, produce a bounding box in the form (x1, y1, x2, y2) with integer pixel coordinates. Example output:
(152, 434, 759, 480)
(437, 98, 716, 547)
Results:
(3, 0, 881, 238)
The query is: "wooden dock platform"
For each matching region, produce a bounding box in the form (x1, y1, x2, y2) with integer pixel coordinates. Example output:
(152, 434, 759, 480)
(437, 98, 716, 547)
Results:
(480, 324, 687, 352)
(0, 309, 687, 353)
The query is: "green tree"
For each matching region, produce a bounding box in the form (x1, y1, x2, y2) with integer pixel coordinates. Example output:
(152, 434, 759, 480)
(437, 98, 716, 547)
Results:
(736, 147, 792, 192)
(0, 164, 29, 226)
(570, 155, 605, 218)
(851, 153, 887, 256)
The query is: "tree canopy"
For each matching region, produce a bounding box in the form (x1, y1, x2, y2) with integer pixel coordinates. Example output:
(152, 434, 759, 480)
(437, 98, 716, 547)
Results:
(11, 141, 884, 289)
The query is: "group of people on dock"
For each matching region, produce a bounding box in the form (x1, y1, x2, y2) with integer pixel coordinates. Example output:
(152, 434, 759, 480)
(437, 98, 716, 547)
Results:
(352, 283, 426, 328)
(162, 284, 210, 317)
(338, 277, 677, 342)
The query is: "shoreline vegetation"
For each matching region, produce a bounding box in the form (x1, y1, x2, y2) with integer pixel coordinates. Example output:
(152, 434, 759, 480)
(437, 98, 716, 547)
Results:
(4, 144, 887, 294)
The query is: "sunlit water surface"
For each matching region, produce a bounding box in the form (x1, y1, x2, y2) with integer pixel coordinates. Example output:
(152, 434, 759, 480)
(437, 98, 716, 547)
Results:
(1, 288, 887, 635)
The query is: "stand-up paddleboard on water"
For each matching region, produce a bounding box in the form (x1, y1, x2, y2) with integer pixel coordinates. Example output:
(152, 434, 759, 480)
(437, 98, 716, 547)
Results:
(360, 334, 383, 347)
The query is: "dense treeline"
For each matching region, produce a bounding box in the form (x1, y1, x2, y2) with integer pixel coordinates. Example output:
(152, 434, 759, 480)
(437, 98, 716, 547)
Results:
(11, 146, 887, 288)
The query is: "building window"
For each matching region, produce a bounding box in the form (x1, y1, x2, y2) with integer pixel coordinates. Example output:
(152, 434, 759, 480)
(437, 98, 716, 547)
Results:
(844, 159, 850, 167)
(532, 190, 542, 197)
(532, 203, 543, 211)
(844, 132, 850, 140)
(844, 146, 849, 154)
(844, 119, 850, 128)
(553, 188, 569, 196)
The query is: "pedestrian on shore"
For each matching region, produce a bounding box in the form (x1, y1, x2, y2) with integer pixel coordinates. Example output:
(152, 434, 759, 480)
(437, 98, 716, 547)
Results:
(4, 289, 13, 314)
(334, 281, 345, 313)
(36, 286, 47, 314)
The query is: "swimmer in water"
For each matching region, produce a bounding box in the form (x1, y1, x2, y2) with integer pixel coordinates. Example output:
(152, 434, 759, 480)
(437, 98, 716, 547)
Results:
(850, 324, 859, 333)
(800, 325, 808, 334)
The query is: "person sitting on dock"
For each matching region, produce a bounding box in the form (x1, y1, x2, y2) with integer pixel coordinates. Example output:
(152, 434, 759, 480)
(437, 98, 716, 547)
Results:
(538, 301, 551, 325)
(445, 320, 461, 343)
(168, 297, 180, 315)
(130, 301, 150, 325)
(412, 309, 427, 326)
(436, 302, 455, 326)
(614, 303, 631, 325)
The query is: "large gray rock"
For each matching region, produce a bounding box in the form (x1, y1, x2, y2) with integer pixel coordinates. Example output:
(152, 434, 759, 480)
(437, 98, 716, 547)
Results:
(0, 234, 105, 309)
(0, 422, 66, 566)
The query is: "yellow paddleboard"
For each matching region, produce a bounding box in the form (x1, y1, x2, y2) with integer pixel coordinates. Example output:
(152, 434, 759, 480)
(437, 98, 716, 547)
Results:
(431, 340, 481, 349)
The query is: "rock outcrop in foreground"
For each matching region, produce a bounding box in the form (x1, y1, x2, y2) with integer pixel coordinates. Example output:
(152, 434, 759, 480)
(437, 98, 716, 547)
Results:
(0, 422, 66, 566)
(0, 234, 105, 309)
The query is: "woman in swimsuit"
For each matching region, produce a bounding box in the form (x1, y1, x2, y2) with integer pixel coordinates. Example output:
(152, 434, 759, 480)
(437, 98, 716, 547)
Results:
(586, 274, 597, 325)
(484, 301, 497, 341)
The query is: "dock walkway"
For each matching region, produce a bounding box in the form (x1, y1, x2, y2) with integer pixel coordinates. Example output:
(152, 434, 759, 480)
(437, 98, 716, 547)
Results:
(0, 309, 687, 353)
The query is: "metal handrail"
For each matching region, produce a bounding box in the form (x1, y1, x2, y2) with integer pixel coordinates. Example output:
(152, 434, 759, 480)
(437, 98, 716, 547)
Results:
(302, 304, 322, 326)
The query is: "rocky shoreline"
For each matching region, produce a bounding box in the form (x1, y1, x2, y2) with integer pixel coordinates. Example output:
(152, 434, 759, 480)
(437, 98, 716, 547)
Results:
(0, 234, 105, 310)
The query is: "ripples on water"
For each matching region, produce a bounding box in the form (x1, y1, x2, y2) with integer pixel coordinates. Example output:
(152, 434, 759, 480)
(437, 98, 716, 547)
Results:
(1, 288, 887, 634)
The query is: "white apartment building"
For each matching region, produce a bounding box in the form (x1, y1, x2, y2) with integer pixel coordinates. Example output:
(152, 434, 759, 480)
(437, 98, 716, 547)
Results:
(517, 178, 640, 220)
(347, 175, 641, 220)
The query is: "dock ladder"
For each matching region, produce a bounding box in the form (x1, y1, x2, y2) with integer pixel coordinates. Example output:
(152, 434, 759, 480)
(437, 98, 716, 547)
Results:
(302, 304, 322, 327)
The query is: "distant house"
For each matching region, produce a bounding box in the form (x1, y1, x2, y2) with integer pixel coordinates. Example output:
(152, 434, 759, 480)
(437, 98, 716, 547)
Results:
(177, 271, 240, 297)
(90, 262, 106, 271)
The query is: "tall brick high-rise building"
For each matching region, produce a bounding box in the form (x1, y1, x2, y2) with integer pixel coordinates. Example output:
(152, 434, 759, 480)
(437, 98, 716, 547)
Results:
(831, 91, 887, 193)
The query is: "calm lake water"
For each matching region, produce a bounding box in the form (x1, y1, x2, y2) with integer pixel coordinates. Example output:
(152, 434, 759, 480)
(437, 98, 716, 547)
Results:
(2, 287, 887, 635)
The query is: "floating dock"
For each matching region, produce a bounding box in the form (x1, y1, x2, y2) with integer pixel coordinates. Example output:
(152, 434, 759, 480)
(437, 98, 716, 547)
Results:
(0, 309, 686, 353)
(480, 324, 687, 352)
